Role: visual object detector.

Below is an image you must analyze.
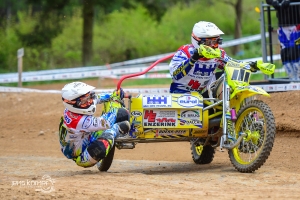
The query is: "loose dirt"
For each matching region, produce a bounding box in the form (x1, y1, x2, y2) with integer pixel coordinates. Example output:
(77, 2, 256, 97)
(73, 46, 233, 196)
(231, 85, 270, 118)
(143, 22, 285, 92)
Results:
(0, 81, 300, 200)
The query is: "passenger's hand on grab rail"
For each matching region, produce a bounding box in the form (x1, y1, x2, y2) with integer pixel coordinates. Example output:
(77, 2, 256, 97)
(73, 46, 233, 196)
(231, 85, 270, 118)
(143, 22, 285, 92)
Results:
(197, 44, 222, 59)
(112, 88, 125, 100)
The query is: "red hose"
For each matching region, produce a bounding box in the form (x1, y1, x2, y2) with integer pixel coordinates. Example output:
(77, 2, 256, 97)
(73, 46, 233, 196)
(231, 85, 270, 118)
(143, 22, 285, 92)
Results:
(117, 54, 174, 90)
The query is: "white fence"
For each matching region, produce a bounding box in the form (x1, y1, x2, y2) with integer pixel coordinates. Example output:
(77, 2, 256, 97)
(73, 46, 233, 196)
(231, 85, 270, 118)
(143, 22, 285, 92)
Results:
(0, 33, 281, 84)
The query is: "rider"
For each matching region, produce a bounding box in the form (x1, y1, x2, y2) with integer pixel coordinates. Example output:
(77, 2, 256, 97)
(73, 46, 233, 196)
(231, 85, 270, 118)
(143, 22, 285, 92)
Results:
(169, 21, 250, 96)
(58, 81, 130, 168)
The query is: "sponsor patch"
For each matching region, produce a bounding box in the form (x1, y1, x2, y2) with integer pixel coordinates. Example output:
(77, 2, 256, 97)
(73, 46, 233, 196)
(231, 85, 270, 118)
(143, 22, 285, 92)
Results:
(82, 116, 92, 129)
(93, 118, 99, 127)
(100, 118, 109, 128)
(64, 110, 72, 124)
(181, 110, 200, 118)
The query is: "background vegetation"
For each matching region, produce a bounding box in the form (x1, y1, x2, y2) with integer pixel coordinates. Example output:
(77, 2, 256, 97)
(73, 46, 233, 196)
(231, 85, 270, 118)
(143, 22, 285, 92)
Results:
(0, 0, 277, 75)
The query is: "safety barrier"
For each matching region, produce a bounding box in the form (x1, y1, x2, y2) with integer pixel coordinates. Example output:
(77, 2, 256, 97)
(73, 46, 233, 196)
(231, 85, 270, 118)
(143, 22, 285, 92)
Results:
(0, 33, 273, 84)
(1, 82, 300, 94)
(0, 55, 282, 84)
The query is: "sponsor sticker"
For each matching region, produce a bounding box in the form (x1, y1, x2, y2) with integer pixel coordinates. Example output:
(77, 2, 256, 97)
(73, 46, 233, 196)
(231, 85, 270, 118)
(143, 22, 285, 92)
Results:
(193, 129, 207, 134)
(143, 109, 177, 127)
(156, 129, 187, 136)
(143, 94, 172, 108)
(177, 95, 199, 107)
(131, 111, 142, 117)
(179, 110, 202, 126)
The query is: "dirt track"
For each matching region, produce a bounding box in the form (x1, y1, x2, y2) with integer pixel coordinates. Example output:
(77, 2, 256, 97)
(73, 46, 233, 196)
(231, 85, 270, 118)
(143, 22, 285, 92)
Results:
(1, 82, 300, 199)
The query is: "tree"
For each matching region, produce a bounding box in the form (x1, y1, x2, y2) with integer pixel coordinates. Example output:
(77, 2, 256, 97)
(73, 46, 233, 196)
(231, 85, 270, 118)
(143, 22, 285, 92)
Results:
(82, 0, 94, 66)
(17, 0, 71, 47)
(0, 0, 27, 29)
(220, 0, 243, 55)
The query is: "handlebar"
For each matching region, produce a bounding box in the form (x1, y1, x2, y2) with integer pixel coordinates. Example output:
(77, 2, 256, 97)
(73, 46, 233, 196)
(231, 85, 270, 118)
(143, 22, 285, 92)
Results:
(116, 54, 175, 90)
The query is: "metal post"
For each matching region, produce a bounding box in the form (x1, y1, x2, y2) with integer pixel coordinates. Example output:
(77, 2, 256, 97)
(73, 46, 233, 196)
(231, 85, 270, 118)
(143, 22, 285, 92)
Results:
(266, 6, 275, 79)
(260, 2, 270, 81)
(260, 2, 267, 63)
(17, 48, 24, 87)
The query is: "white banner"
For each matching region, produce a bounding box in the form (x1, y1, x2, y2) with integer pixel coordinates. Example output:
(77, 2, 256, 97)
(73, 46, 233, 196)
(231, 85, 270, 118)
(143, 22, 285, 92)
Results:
(1, 82, 300, 94)
(1, 33, 277, 83)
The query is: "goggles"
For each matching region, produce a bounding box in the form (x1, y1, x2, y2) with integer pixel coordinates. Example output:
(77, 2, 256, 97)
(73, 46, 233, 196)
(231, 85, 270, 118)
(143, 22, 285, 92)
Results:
(76, 91, 95, 108)
(192, 33, 223, 48)
(63, 91, 95, 109)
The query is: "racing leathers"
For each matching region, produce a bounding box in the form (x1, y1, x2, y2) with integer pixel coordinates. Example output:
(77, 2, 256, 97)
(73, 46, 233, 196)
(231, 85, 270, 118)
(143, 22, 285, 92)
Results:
(169, 44, 232, 94)
(58, 92, 129, 168)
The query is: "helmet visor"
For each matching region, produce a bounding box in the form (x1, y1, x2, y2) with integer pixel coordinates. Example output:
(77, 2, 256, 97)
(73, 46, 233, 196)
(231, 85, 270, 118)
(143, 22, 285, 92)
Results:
(192, 33, 222, 48)
(72, 91, 95, 108)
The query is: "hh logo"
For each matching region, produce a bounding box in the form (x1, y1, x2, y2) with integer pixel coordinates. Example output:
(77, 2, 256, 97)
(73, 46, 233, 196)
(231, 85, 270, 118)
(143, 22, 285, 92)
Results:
(147, 97, 167, 104)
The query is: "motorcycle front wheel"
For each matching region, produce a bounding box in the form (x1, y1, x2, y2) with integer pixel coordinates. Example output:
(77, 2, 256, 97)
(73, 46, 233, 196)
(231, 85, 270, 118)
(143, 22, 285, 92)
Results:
(228, 100, 276, 173)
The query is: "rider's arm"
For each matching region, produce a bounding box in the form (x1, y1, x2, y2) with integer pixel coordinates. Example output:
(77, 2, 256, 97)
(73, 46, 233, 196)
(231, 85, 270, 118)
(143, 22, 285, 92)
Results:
(95, 89, 124, 104)
(169, 45, 200, 80)
(78, 115, 115, 132)
(95, 93, 113, 104)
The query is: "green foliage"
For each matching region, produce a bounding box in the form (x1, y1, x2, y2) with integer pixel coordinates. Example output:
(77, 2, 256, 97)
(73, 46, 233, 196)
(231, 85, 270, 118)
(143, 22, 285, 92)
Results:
(93, 6, 158, 63)
(51, 9, 82, 68)
(0, 0, 271, 74)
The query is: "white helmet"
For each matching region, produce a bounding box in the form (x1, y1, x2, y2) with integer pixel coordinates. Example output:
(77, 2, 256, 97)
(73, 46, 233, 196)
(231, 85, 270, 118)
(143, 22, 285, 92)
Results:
(61, 82, 96, 115)
(191, 21, 224, 48)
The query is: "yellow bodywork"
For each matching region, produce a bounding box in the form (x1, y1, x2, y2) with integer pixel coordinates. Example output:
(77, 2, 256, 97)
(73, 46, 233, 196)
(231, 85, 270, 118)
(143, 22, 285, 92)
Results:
(129, 92, 209, 139)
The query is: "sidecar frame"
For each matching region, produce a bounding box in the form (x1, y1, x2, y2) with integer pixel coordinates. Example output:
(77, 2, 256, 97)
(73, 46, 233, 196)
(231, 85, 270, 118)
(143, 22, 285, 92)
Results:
(114, 54, 223, 148)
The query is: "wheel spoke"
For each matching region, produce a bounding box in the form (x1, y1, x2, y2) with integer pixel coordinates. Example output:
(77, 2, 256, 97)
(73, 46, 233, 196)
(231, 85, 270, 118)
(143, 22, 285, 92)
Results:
(233, 108, 266, 163)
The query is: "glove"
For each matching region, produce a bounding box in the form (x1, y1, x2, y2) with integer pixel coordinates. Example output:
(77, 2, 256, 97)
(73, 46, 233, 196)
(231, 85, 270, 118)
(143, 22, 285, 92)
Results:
(197, 44, 222, 59)
(248, 61, 258, 72)
(112, 88, 125, 100)
(190, 48, 202, 64)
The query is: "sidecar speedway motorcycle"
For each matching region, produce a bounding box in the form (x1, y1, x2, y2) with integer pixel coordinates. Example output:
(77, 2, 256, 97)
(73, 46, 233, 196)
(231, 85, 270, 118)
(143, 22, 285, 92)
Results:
(97, 54, 276, 173)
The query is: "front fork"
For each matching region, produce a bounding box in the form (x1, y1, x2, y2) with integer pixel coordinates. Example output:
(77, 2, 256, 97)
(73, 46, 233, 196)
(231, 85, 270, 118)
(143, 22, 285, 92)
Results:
(220, 79, 246, 150)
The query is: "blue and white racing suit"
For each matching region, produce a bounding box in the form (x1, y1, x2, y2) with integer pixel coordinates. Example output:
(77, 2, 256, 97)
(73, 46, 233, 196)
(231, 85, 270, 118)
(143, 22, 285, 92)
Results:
(169, 44, 235, 94)
(58, 93, 124, 168)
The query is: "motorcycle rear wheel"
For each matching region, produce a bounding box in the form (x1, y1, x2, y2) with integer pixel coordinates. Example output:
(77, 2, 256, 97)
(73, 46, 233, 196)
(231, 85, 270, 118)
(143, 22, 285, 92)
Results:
(191, 142, 215, 164)
(96, 145, 115, 172)
(228, 100, 276, 173)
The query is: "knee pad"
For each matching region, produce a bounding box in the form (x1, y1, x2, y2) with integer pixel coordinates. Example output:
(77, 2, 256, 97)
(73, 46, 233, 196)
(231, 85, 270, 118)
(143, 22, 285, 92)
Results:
(116, 108, 129, 123)
(87, 140, 109, 161)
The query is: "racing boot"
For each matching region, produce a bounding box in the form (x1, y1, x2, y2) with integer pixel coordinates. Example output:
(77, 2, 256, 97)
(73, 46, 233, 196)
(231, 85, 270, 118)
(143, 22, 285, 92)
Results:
(114, 120, 130, 137)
